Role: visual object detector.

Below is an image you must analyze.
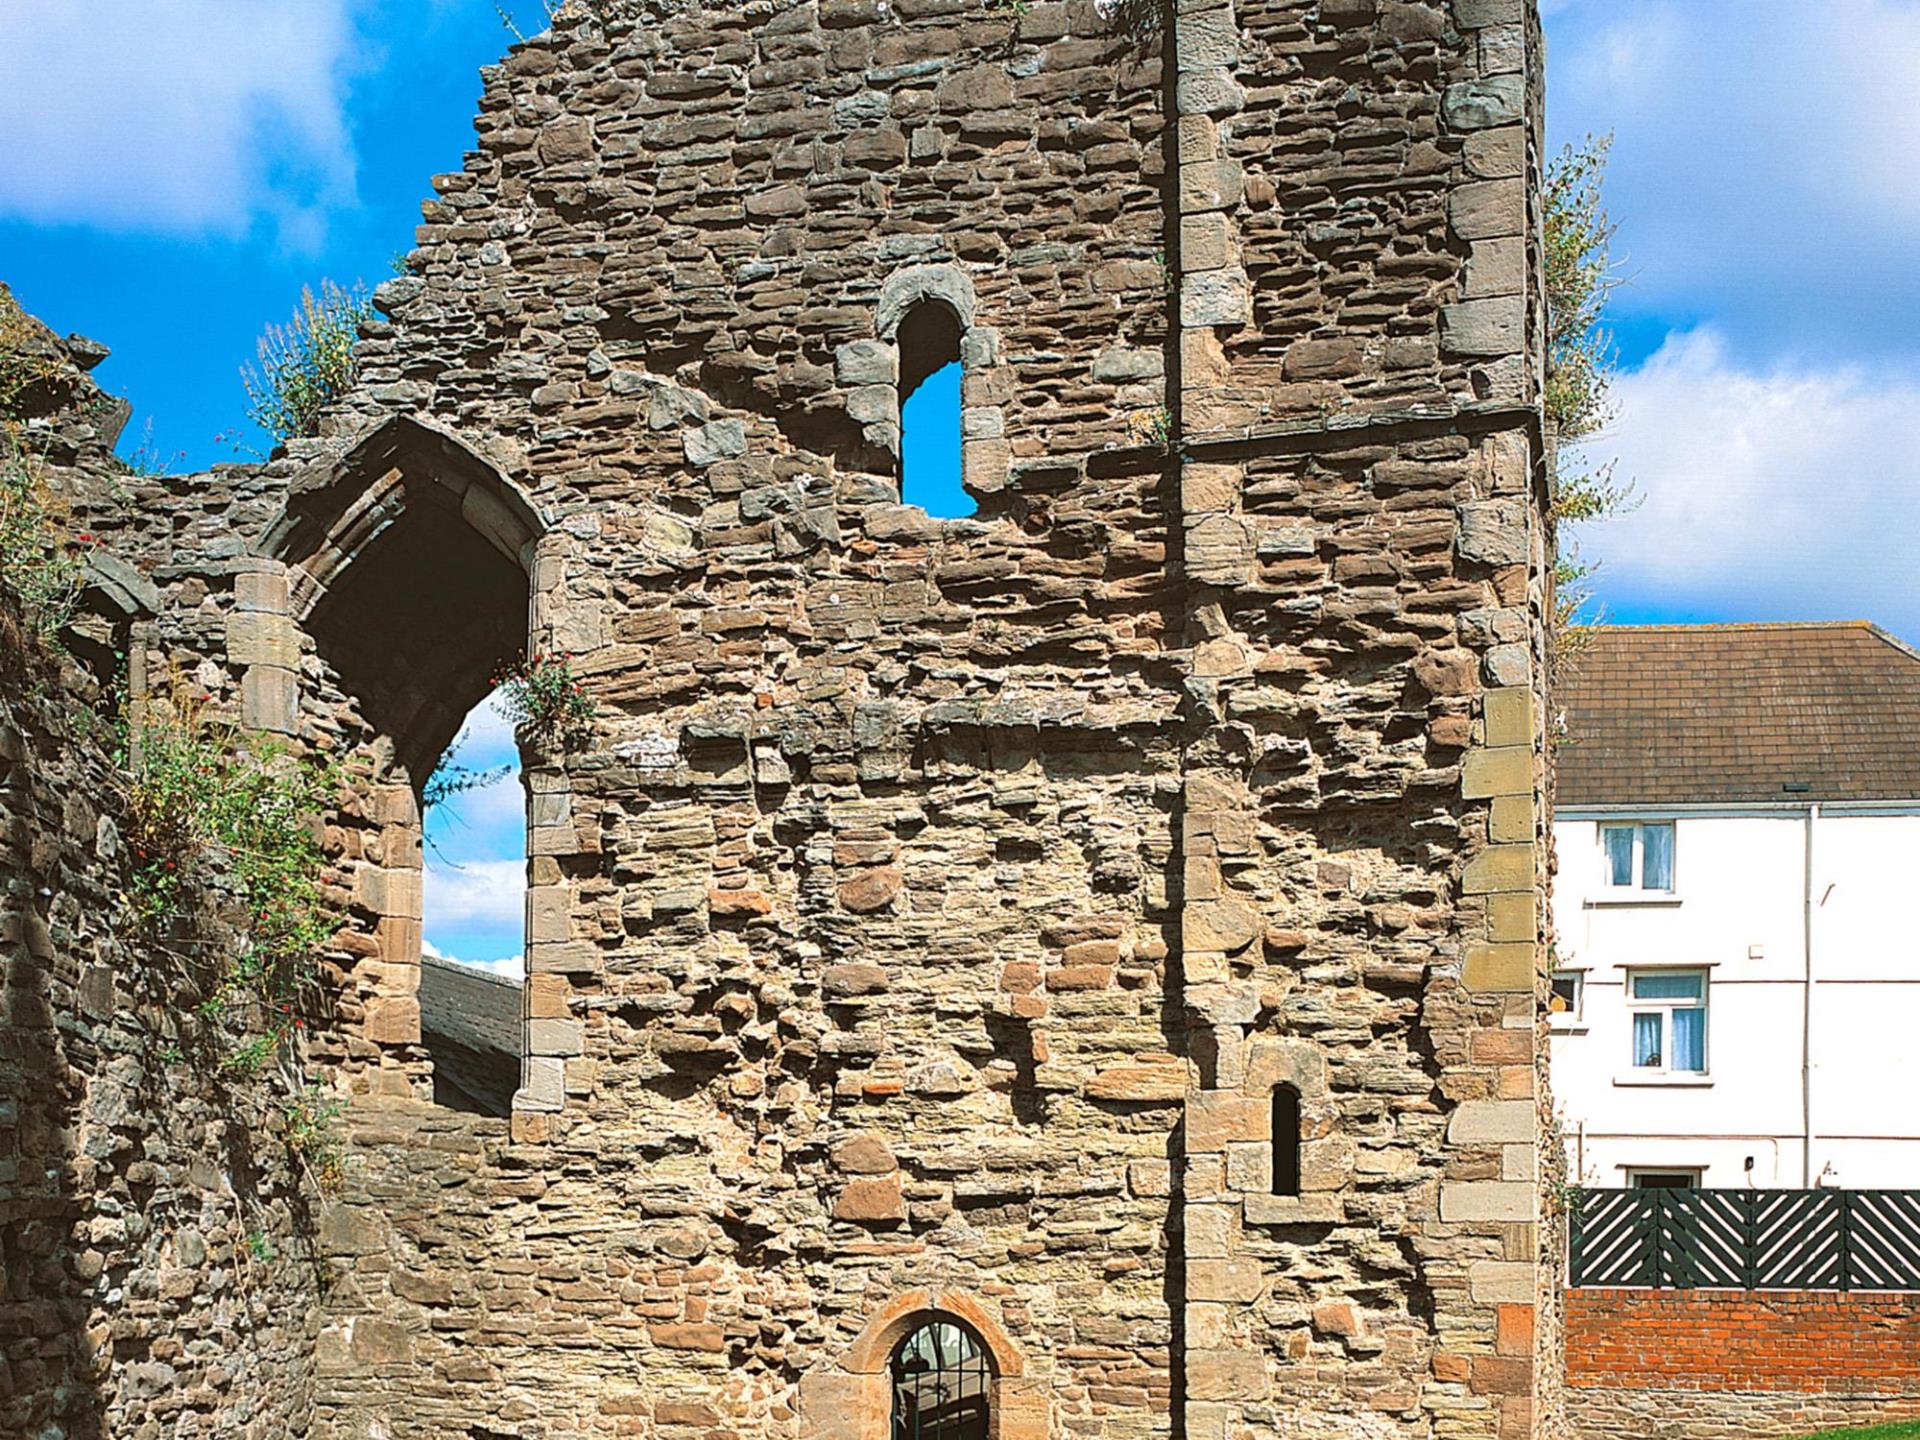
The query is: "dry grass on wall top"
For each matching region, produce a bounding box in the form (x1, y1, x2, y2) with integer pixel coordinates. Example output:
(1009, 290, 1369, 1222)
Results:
(242, 280, 372, 445)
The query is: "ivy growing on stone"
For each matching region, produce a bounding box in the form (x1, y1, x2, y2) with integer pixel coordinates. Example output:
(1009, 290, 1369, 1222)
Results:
(283, 1085, 348, 1194)
(0, 439, 87, 646)
(124, 688, 339, 1081)
(0, 284, 66, 422)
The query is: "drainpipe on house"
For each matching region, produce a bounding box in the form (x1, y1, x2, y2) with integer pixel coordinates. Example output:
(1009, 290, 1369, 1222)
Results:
(1802, 803, 1819, 1189)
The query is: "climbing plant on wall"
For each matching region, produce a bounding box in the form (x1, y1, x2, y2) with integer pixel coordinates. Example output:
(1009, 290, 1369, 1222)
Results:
(125, 688, 340, 1084)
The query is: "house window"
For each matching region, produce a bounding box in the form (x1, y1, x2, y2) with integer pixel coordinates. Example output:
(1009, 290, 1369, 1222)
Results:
(1628, 969, 1707, 1074)
(1628, 1169, 1702, 1189)
(1601, 821, 1675, 893)
(1549, 969, 1584, 1024)
(1271, 1085, 1302, 1197)
(892, 1318, 991, 1440)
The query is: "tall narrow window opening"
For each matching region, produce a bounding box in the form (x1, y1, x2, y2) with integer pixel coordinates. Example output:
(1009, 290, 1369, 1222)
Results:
(1272, 1084, 1302, 1197)
(897, 301, 971, 519)
(419, 690, 528, 1116)
(891, 1317, 992, 1440)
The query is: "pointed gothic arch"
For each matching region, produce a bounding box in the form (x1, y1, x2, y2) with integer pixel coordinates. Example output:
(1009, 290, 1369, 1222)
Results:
(264, 415, 549, 786)
(249, 415, 553, 1106)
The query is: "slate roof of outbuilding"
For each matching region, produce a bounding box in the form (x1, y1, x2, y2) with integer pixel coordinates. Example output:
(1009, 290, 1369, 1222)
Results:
(1555, 623, 1920, 806)
(420, 953, 521, 1059)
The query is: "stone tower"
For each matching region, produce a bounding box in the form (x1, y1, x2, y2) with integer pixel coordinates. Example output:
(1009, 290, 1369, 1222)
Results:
(6, 0, 1556, 1436)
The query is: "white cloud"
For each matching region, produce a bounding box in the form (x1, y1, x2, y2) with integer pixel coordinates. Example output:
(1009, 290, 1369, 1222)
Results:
(0, 0, 365, 238)
(425, 690, 524, 850)
(1574, 329, 1920, 643)
(1549, 0, 1920, 360)
(423, 857, 526, 933)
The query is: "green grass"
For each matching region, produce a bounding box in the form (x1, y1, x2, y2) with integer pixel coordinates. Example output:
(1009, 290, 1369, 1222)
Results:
(1799, 1424, 1920, 1439)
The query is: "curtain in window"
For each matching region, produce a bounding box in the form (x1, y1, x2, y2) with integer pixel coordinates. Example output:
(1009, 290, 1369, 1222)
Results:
(1633, 972, 1702, 1002)
(1633, 1012, 1663, 1067)
(1669, 1007, 1706, 1072)
(1604, 826, 1635, 886)
(1641, 824, 1675, 891)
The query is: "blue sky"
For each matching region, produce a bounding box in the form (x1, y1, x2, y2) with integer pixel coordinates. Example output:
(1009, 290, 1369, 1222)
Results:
(420, 694, 524, 976)
(9, 0, 1919, 963)
(1544, 0, 1920, 645)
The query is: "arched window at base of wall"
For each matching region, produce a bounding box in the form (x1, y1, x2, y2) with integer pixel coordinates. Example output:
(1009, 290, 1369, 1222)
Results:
(891, 1318, 991, 1440)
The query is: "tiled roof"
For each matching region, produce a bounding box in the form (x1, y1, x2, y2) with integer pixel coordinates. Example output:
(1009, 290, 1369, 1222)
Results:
(1555, 623, 1920, 806)
(420, 955, 521, 1116)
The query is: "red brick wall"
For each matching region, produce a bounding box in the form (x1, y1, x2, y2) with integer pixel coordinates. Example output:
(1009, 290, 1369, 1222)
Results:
(1567, 1288, 1920, 1395)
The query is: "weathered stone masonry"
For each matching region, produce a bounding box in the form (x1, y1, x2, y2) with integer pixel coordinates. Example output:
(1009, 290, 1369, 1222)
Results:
(5, 0, 1556, 1436)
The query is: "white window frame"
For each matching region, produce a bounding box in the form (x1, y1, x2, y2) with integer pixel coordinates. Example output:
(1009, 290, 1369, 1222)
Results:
(1598, 820, 1677, 896)
(1548, 968, 1586, 1030)
(1625, 967, 1709, 1078)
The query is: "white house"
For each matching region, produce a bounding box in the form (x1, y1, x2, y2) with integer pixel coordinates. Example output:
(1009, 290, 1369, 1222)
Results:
(1550, 622, 1920, 1190)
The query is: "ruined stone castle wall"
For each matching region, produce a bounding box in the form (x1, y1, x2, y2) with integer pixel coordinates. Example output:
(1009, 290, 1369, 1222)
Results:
(5, 0, 1555, 1436)
(0, 601, 324, 1440)
(301, 2, 1554, 1437)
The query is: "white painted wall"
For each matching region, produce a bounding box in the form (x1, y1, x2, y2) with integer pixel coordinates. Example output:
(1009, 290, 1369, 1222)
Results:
(1550, 806, 1920, 1190)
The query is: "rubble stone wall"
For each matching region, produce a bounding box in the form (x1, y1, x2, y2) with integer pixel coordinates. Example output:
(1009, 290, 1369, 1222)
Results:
(6, 0, 1556, 1436)
(0, 601, 323, 1440)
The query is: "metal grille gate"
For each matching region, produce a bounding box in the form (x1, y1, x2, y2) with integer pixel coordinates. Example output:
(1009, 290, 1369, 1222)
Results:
(891, 1319, 991, 1440)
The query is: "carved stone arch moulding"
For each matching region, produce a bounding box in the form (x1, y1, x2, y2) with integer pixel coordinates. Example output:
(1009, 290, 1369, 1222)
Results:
(801, 1289, 1049, 1440)
(262, 412, 549, 622)
(230, 411, 560, 1084)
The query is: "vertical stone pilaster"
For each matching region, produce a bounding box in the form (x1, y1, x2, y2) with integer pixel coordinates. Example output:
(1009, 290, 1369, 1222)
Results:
(1170, 0, 1280, 1428)
(361, 782, 424, 1056)
(514, 528, 586, 1137)
(230, 562, 297, 735)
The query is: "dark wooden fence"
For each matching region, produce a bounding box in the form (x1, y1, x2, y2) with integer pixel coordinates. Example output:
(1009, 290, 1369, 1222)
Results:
(1570, 1188, 1920, 1291)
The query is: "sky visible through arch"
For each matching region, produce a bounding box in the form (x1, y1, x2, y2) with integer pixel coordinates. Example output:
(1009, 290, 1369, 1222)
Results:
(902, 360, 968, 519)
(8, 0, 1920, 959)
(421, 692, 525, 977)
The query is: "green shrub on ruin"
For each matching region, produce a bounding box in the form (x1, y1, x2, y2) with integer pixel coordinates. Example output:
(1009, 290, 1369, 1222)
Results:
(1545, 134, 1638, 675)
(241, 280, 372, 444)
(0, 433, 88, 646)
(125, 689, 338, 1075)
(0, 285, 62, 422)
(497, 650, 598, 752)
(283, 1085, 348, 1194)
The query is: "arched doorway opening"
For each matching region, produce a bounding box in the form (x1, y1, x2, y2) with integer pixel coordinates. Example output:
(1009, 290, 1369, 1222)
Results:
(263, 417, 544, 1106)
